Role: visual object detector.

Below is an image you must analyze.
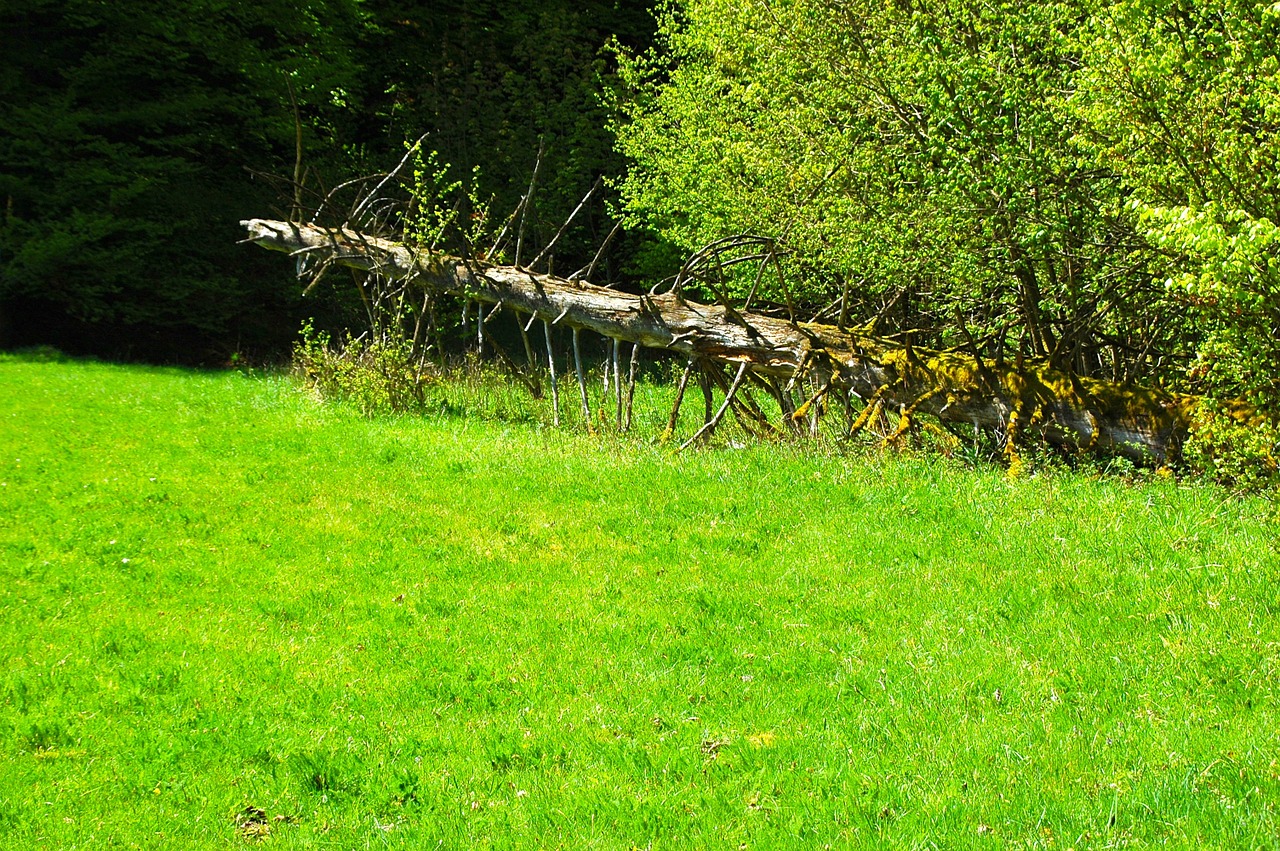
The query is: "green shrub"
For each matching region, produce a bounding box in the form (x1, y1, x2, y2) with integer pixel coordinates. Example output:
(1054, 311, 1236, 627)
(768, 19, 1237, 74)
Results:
(292, 322, 434, 416)
(1184, 401, 1280, 493)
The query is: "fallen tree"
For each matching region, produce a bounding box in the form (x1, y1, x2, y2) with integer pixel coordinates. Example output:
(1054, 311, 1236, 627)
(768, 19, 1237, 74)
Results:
(243, 217, 1243, 464)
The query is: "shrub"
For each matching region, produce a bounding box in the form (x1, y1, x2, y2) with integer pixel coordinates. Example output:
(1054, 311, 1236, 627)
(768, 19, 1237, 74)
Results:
(292, 322, 434, 416)
(1183, 401, 1280, 493)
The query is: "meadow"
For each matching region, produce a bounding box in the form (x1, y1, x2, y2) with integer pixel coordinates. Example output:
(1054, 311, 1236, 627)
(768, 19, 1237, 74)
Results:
(1, 353, 1278, 848)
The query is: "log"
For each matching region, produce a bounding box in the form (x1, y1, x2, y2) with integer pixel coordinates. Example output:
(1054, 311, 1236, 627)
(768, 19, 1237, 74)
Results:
(241, 218, 1211, 462)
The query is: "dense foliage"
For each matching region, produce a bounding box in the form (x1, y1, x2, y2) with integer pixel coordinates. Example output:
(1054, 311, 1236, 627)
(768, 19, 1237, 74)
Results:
(615, 0, 1280, 422)
(1074, 0, 1280, 476)
(0, 0, 368, 361)
(360, 1, 655, 272)
(0, 0, 656, 363)
(3, 0, 1277, 480)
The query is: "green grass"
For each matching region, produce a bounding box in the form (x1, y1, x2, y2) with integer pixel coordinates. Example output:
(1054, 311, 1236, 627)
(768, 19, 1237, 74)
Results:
(1, 355, 1278, 848)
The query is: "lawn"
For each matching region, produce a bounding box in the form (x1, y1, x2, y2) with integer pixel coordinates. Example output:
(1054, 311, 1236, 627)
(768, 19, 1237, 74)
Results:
(1, 355, 1278, 848)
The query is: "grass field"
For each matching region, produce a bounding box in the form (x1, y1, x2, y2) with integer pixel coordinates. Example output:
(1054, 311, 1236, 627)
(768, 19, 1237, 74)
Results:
(1, 354, 1279, 848)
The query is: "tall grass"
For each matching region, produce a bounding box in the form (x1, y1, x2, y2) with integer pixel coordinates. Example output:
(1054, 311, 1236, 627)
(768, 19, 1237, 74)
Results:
(1, 354, 1277, 848)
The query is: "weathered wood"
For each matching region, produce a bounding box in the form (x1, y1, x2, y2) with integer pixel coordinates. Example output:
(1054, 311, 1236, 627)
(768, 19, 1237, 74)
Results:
(241, 218, 1211, 461)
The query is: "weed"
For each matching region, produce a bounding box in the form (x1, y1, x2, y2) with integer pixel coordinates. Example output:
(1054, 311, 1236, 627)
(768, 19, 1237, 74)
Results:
(24, 722, 70, 752)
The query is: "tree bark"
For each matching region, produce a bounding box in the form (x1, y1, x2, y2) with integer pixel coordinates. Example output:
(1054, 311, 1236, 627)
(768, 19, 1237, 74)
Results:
(242, 218, 1208, 462)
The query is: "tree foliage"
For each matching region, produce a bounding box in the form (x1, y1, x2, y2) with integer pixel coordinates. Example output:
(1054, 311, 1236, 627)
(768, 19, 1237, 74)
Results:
(344, 0, 657, 274)
(0, 0, 657, 362)
(0, 0, 368, 361)
(615, 0, 1280, 428)
(1074, 0, 1280, 409)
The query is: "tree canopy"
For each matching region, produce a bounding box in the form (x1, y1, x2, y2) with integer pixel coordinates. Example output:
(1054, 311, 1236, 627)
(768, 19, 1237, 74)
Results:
(0, 0, 657, 362)
(0, 0, 368, 361)
(3, 0, 1277, 477)
(615, 0, 1280, 429)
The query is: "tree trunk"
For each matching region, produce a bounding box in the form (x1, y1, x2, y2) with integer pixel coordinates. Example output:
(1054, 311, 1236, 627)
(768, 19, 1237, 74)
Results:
(242, 218, 1211, 462)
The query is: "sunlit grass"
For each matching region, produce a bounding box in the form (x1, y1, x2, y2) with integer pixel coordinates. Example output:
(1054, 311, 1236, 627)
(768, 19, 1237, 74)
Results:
(1, 355, 1277, 848)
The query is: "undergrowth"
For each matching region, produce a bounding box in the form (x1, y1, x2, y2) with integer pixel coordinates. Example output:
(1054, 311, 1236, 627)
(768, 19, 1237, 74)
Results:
(293, 322, 435, 415)
(287, 330, 1233, 492)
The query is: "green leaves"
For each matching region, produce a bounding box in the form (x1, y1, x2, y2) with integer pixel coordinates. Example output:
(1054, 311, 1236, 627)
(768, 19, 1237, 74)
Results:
(617, 0, 1280, 420)
(0, 0, 369, 361)
(616, 0, 1156, 366)
(1074, 0, 1280, 411)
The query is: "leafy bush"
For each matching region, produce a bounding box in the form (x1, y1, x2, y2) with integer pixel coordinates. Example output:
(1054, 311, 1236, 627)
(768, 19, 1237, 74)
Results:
(1183, 401, 1280, 493)
(292, 323, 434, 416)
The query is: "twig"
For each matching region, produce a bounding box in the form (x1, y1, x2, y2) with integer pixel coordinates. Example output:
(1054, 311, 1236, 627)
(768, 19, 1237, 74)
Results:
(514, 138, 545, 268)
(486, 201, 523, 261)
(625, 343, 639, 432)
(882, 389, 943, 448)
(410, 289, 431, 359)
(312, 174, 376, 224)
(868, 288, 907, 336)
(847, 386, 889, 440)
(776, 254, 796, 324)
(699, 367, 715, 425)
(516, 311, 543, 398)
(349, 134, 427, 226)
(954, 307, 999, 390)
(783, 349, 814, 397)
(662, 360, 695, 442)
(572, 327, 593, 431)
(285, 76, 304, 223)
(680, 362, 750, 451)
(479, 319, 541, 398)
(742, 246, 775, 313)
(707, 362, 776, 437)
(612, 338, 623, 430)
(300, 258, 334, 296)
(543, 320, 560, 426)
(808, 374, 823, 438)
(791, 377, 831, 423)
(571, 220, 623, 282)
(530, 176, 602, 272)
(668, 330, 697, 346)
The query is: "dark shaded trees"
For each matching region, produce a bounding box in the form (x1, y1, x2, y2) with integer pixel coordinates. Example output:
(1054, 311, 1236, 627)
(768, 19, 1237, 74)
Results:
(353, 0, 656, 276)
(0, 0, 368, 361)
(0, 0, 657, 363)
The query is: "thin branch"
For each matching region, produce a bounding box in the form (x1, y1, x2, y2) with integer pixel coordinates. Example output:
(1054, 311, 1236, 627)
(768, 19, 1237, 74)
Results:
(543, 320, 560, 426)
(612, 337, 623, 430)
(624, 343, 639, 433)
(663, 360, 695, 442)
(514, 138, 545, 268)
(679, 362, 750, 451)
(530, 176, 602, 271)
(572, 327, 593, 430)
(571, 220, 624, 282)
(348, 134, 428, 226)
(284, 76, 304, 223)
(516, 311, 543, 398)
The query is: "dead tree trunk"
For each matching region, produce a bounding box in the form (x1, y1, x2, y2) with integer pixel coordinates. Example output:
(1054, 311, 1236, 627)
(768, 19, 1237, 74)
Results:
(242, 218, 1219, 463)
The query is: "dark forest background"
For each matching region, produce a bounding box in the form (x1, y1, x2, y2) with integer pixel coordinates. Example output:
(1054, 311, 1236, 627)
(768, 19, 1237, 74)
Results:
(0, 0, 658, 364)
